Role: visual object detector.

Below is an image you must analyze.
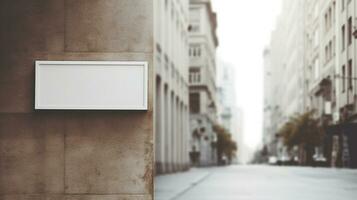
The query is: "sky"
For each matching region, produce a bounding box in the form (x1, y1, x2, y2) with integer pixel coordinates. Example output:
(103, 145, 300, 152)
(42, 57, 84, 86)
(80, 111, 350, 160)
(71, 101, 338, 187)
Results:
(211, 0, 282, 153)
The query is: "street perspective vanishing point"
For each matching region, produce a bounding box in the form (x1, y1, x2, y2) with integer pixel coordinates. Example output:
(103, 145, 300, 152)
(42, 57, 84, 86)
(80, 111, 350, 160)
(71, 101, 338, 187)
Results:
(1, 0, 357, 200)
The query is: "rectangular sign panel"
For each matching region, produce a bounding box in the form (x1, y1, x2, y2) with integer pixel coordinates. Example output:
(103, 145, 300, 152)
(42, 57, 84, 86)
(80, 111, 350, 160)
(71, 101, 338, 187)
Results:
(35, 61, 148, 110)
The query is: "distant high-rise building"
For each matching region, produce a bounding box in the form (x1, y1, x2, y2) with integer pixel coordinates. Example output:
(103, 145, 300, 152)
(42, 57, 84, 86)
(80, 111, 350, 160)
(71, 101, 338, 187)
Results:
(216, 59, 241, 163)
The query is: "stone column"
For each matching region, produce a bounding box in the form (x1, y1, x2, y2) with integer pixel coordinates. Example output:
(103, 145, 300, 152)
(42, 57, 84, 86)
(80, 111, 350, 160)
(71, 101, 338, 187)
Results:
(180, 102, 184, 170)
(159, 80, 166, 173)
(164, 85, 170, 173)
(155, 77, 162, 173)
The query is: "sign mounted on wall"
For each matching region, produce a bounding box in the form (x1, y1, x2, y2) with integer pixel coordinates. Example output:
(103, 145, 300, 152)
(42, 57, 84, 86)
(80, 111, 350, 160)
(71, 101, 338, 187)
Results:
(35, 61, 148, 110)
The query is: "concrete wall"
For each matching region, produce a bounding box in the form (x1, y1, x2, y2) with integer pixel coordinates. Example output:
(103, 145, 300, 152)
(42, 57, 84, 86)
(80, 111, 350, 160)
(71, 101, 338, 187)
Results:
(0, 0, 154, 199)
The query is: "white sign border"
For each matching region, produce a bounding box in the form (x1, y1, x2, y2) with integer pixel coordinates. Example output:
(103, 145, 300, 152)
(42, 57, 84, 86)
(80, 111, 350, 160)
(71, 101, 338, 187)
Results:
(35, 60, 148, 110)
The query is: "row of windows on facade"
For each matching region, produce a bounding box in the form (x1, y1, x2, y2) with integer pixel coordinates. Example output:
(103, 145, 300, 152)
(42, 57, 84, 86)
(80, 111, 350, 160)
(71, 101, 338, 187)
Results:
(189, 46, 216, 76)
(189, 93, 200, 114)
(164, 0, 188, 26)
(341, 59, 353, 92)
(311, 58, 319, 81)
(306, 28, 319, 51)
(341, 17, 353, 51)
(189, 45, 202, 57)
(189, 68, 201, 83)
(156, 46, 189, 93)
(311, 58, 354, 91)
(322, 0, 354, 33)
(190, 24, 200, 32)
(323, 17, 353, 64)
(324, 1, 336, 32)
(341, 0, 353, 12)
(155, 0, 190, 67)
(325, 38, 335, 63)
(306, 1, 319, 20)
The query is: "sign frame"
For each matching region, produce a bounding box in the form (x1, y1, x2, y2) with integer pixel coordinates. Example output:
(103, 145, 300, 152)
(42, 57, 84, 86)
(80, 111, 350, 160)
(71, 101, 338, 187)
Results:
(35, 60, 148, 110)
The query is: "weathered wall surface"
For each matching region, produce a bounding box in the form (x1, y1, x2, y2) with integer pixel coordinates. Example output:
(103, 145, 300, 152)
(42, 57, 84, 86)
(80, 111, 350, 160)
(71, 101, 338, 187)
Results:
(0, 0, 153, 199)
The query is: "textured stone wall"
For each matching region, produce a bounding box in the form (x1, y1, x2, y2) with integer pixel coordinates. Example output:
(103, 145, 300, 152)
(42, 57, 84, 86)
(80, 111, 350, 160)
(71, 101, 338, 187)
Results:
(0, 0, 154, 199)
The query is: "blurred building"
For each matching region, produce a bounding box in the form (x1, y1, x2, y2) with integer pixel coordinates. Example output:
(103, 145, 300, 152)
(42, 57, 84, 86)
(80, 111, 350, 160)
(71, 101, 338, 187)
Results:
(304, 0, 323, 115)
(304, 0, 357, 168)
(216, 59, 241, 163)
(303, 0, 335, 165)
(154, 0, 191, 174)
(266, 0, 306, 161)
(267, 0, 357, 168)
(327, 0, 357, 168)
(217, 60, 236, 134)
(188, 0, 219, 166)
(263, 48, 278, 157)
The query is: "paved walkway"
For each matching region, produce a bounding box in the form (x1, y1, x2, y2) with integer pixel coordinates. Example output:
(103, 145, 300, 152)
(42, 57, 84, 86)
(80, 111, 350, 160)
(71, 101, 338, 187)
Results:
(155, 168, 213, 200)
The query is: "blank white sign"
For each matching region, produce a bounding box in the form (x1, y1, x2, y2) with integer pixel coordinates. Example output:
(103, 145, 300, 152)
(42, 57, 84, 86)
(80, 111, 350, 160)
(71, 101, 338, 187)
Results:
(35, 61, 148, 110)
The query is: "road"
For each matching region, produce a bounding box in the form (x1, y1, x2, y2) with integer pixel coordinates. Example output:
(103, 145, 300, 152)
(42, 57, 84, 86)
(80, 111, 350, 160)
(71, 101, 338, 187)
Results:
(155, 165, 357, 200)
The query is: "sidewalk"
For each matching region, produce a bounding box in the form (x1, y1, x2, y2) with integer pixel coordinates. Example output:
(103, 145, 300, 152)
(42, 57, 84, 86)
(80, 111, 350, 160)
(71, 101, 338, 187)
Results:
(154, 168, 213, 200)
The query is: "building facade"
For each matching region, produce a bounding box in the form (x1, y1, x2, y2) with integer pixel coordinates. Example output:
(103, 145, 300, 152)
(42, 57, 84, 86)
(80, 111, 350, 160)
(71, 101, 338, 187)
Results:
(154, 0, 191, 174)
(303, 0, 357, 168)
(0, 0, 154, 199)
(330, 0, 357, 168)
(188, 0, 219, 166)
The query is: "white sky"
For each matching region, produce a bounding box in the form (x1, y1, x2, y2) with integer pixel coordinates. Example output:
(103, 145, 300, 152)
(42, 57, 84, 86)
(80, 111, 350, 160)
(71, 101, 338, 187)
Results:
(211, 0, 282, 151)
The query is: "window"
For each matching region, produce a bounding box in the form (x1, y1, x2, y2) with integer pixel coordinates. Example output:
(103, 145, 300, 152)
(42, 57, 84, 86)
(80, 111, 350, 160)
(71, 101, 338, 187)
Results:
(325, 13, 328, 31)
(189, 93, 200, 113)
(189, 68, 201, 83)
(325, 6, 333, 31)
(189, 45, 201, 58)
(314, 58, 319, 80)
(348, 59, 353, 90)
(348, 17, 352, 45)
(342, 65, 346, 92)
(342, 25, 346, 51)
(333, 36, 336, 56)
(333, 2, 336, 25)
(329, 40, 333, 59)
(191, 24, 200, 32)
(314, 4, 319, 18)
(314, 30, 319, 47)
(329, 7, 332, 28)
(342, 0, 345, 11)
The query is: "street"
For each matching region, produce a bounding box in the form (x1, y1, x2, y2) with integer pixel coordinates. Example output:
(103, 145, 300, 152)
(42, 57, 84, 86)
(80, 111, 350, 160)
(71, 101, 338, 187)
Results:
(155, 165, 357, 200)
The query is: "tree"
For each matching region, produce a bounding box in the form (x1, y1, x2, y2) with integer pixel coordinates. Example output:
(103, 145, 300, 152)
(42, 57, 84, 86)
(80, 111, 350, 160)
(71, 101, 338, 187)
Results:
(277, 111, 324, 165)
(213, 124, 238, 164)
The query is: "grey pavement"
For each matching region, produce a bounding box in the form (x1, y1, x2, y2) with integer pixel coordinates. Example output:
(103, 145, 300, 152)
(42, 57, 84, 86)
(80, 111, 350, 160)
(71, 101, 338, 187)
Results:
(155, 165, 357, 200)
